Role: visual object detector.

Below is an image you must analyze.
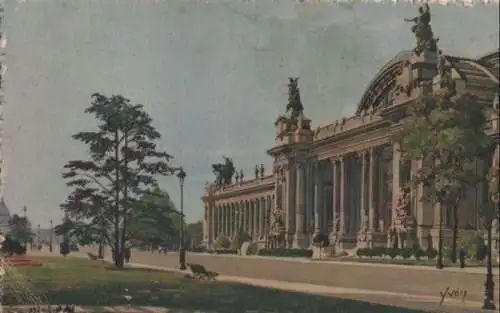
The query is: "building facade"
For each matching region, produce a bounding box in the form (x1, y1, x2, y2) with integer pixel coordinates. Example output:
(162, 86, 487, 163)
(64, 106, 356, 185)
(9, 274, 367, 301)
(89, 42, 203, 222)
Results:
(201, 47, 499, 251)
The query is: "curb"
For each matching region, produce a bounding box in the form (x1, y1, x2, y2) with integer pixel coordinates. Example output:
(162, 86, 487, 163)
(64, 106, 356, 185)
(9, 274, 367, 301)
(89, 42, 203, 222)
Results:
(189, 252, 500, 275)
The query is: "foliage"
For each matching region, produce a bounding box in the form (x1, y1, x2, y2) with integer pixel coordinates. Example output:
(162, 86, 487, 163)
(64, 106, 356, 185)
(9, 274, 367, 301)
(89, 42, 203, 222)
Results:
(7, 214, 35, 245)
(127, 187, 178, 249)
(245, 242, 259, 255)
(230, 230, 251, 250)
(213, 235, 231, 249)
(400, 248, 413, 259)
(60, 93, 173, 268)
(458, 231, 485, 260)
(258, 248, 313, 258)
(186, 221, 203, 248)
(396, 88, 493, 263)
(1, 235, 26, 256)
(387, 247, 399, 260)
(60, 239, 70, 257)
(425, 247, 438, 259)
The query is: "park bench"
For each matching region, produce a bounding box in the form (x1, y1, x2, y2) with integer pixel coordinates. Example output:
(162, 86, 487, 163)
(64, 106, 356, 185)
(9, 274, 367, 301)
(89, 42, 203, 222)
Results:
(87, 252, 98, 261)
(187, 263, 218, 281)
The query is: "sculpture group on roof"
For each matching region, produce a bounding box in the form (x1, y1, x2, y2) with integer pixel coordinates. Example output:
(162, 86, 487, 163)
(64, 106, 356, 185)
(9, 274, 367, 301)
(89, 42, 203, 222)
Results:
(211, 156, 235, 187)
(404, 3, 439, 56)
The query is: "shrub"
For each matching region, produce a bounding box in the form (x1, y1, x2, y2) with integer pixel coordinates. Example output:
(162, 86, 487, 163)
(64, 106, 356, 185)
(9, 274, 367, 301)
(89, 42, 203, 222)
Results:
(230, 231, 252, 250)
(400, 247, 413, 259)
(60, 240, 70, 257)
(245, 242, 259, 255)
(372, 247, 387, 258)
(387, 247, 399, 260)
(412, 245, 425, 260)
(258, 248, 312, 258)
(1, 236, 26, 256)
(459, 231, 484, 260)
(426, 247, 438, 259)
(213, 235, 231, 249)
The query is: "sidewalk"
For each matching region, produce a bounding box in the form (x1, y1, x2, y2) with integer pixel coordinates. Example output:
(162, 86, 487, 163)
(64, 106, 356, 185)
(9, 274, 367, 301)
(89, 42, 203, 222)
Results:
(193, 252, 500, 275)
(125, 261, 498, 313)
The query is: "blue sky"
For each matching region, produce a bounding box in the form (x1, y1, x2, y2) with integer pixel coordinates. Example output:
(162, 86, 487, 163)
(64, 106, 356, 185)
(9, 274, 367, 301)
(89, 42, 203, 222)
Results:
(3, 1, 499, 227)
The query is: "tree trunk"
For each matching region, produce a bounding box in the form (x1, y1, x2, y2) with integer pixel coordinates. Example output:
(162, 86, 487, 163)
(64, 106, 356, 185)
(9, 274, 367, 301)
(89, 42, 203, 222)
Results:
(113, 128, 124, 268)
(451, 204, 459, 263)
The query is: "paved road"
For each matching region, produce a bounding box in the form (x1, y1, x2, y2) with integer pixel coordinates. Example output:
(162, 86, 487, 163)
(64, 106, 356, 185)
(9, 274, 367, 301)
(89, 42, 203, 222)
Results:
(99, 248, 499, 306)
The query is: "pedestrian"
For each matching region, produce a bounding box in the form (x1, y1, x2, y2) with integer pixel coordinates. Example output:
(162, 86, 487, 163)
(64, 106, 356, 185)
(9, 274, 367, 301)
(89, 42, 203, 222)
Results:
(124, 247, 131, 263)
(459, 247, 466, 268)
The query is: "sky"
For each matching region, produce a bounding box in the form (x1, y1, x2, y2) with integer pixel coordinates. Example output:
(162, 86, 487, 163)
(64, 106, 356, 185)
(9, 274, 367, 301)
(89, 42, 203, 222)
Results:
(2, 0, 499, 227)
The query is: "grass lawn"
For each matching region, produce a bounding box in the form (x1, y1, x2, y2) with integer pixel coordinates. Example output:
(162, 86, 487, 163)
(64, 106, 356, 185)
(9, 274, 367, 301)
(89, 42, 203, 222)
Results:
(3, 256, 434, 313)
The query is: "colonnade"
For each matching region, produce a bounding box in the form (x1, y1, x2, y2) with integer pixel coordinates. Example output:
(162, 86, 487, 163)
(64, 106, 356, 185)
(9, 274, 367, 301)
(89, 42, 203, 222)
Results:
(207, 196, 273, 242)
(309, 145, 398, 243)
(284, 144, 399, 248)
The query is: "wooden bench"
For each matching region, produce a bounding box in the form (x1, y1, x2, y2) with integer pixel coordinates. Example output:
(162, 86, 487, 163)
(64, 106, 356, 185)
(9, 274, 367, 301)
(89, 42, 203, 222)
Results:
(87, 252, 98, 260)
(187, 263, 218, 281)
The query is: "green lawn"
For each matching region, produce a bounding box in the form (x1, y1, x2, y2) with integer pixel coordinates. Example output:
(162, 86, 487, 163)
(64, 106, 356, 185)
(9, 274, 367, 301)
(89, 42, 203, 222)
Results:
(3, 257, 434, 313)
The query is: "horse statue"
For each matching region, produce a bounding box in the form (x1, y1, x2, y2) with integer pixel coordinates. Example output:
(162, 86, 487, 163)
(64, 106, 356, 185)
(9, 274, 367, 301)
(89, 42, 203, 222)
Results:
(286, 77, 304, 118)
(211, 156, 236, 186)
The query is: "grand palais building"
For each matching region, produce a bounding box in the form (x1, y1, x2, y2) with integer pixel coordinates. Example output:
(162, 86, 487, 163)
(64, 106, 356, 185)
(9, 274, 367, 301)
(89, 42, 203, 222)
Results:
(201, 42, 499, 252)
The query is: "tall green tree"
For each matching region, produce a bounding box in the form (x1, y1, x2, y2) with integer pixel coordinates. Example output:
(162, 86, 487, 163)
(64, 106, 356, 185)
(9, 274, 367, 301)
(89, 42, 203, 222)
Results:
(61, 93, 173, 267)
(128, 187, 178, 249)
(397, 88, 493, 263)
(7, 214, 34, 246)
(186, 221, 203, 248)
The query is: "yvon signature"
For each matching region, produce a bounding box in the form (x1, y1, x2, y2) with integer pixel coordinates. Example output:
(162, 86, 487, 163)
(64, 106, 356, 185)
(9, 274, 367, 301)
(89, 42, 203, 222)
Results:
(439, 287, 467, 305)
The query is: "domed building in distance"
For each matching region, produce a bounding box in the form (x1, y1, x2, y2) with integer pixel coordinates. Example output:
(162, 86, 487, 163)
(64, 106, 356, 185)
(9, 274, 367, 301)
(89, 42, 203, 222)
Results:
(0, 197, 11, 234)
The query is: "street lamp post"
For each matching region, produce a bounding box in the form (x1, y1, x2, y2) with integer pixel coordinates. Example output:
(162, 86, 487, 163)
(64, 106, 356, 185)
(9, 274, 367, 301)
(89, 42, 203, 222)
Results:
(175, 167, 187, 270)
(482, 219, 496, 310)
(49, 219, 53, 253)
(436, 204, 444, 269)
(21, 206, 28, 248)
(37, 224, 40, 250)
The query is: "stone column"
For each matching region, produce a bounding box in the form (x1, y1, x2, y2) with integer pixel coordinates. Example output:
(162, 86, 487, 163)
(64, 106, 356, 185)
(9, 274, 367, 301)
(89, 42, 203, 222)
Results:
(339, 156, 346, 236)
(237, 202, 243, 233)
(254, 199, 260, 239)
(203, 204, 209, 242)
(252, 200, 255, 238)
(242, 202, 248, 234)
(368, 148, 376, 230)
(360, 151, 367, 230)
(216, 206, 222, 237)
(391, 143, 401, 227)
(211, 204, 217, 242)
(330, 158, 338, 238)
(229, 204, 234, 238)
(313, 163, 321, 235)
(259, 198, 265, 238)
(294, 162, 306, 247)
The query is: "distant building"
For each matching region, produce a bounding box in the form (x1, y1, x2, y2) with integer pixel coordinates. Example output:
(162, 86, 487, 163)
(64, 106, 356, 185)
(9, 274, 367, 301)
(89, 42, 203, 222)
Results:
(0, 197, 10, 233)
